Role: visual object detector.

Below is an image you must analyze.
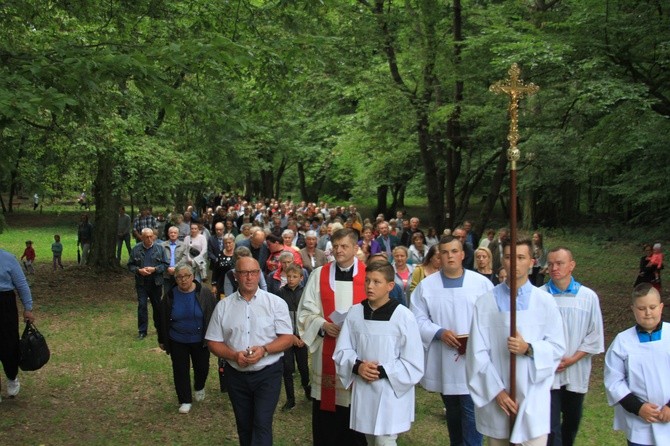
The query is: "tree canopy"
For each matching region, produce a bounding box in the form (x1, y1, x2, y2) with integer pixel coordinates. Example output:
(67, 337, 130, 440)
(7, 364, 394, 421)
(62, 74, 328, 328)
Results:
(1, 0, 668, 265)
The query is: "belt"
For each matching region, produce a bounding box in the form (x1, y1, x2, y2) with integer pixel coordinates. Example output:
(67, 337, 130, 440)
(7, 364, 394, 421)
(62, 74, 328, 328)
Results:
(227, 360, 280, 375)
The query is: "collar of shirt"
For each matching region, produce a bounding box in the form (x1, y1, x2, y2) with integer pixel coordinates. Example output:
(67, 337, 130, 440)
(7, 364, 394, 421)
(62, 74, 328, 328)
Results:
(636, 322, 663, 343)
(546, 276, 581, 295)
(493, 280, 535, 312)
(440, 269, 465, 288)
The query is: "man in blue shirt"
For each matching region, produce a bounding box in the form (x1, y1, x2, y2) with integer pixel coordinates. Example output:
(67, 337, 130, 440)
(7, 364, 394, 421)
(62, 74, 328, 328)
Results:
(0, 249, 36, 400)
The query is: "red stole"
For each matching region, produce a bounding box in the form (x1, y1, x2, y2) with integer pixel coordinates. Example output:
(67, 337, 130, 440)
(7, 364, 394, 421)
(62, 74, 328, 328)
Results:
(319, 260, 366, 412)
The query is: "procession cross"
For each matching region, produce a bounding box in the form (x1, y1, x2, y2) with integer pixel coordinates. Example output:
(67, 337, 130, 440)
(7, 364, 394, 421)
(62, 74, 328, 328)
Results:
(489, 63, 539, 437)
(490, 63, 539, 170)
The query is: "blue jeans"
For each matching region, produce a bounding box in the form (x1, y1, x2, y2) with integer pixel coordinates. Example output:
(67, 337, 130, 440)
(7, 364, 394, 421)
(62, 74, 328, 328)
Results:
(136, 282, 162, 335)
(441, 394, 482, 446)
(548, 387, 585, 446)
(226, 360, 283, 446)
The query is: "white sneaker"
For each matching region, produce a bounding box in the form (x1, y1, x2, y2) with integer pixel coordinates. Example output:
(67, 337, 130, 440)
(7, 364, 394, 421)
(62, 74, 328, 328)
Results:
(7, 378, 20, 397)
(178, 403, 192, 414)
(194, 389, 205, 402)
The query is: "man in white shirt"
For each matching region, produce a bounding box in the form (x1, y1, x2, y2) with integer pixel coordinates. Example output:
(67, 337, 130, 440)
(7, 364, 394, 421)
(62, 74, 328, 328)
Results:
(206, 257, 293, 446)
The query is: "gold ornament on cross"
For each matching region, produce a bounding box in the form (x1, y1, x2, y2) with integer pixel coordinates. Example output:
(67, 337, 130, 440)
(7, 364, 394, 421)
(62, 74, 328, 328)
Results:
(489, 63, 539, 170)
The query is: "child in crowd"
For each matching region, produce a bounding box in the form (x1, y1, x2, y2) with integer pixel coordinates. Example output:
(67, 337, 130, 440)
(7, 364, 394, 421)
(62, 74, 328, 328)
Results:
(604, 283, 670, 445)
(333, 262, 424, 445)
(647, 243, 664, 283)
(278, 263, 310, 411)
(21, 240, 36, 274)
(51, 234, 64, 270)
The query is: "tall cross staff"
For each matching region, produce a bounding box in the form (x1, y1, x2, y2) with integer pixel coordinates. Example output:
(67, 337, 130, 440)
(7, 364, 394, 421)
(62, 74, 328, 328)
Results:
(489, 63, 539, 432)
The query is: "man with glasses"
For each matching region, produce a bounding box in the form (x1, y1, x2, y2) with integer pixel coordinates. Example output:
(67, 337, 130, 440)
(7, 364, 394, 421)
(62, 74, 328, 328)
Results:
(297, 228, 367, 446)
(206, 257, 293, 446)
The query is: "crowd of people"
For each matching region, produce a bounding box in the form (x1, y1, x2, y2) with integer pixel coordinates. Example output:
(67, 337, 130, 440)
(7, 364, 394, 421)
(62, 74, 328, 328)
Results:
(1, 192, 668, 446)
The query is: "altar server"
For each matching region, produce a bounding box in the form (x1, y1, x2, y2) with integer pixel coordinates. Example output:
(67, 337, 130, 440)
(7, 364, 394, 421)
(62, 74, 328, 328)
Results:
(604, 283, 670, 446)
(411, 235, 493, 445)
(334, 262, 424, 445)
(466, 237, 565, 445)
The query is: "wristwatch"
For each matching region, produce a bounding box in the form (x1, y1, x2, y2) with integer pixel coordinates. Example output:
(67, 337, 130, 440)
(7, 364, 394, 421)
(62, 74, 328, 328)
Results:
(262, 345, 269, 357)
(525, 343, 534, 359)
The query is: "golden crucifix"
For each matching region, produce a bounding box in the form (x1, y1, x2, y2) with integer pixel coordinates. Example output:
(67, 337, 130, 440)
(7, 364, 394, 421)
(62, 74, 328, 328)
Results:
(489, 63, 539, 170)
(489, 63, 539, 439)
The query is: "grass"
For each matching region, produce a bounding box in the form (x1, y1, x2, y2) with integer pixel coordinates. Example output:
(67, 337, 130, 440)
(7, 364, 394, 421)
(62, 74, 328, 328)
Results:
(0, 210, 660, 445)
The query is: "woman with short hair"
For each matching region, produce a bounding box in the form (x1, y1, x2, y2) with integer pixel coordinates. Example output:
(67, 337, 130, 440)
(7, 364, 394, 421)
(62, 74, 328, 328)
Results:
(158, 263, 217, 414)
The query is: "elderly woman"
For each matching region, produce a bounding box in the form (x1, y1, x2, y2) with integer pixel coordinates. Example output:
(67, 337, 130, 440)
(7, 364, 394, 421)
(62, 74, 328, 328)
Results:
(408, 231, 429, 265)
(281, 229, 301, 252)
(212, 233, 236, 298)
(266, 251, 308, 295)
(392, 245, 415, 300)
(299, 230, 328, 275)
(474, 246, 498, 285)
(158, 263, 217, 414)
(409, 244, 441, 295)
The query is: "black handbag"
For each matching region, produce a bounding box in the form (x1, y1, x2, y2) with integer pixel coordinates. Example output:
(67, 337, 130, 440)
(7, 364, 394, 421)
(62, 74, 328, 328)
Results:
(19, 322, 51, 371)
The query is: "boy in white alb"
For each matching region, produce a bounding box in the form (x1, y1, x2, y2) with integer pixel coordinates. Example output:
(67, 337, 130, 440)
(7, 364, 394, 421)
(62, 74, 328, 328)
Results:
(411, 235, 493, 445)
(604, 283, 670, 446)
(334, 262, 424, 446)
(466, 238, 565, 446)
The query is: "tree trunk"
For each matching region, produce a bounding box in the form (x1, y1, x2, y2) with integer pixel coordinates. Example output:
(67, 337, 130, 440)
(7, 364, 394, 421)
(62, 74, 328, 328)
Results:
(274, 155, 287, 199)
(477, 149, 508, 234)
(89, 150, 120, 269)
(260, 169, 274, 199)
(445, 0, 464, 231)
(298, 161, 309, 202)
(375, 185, 388, 218)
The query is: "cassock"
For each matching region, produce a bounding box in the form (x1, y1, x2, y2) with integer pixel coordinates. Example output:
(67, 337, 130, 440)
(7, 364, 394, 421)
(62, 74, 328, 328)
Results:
(543, 279, 604, 393)
(604, 323, 670, 445)
(466, 282, 565, 443)
(297, 260, 366, 408)
(333, 300, 424, 436)
(410, 269, 493, 395)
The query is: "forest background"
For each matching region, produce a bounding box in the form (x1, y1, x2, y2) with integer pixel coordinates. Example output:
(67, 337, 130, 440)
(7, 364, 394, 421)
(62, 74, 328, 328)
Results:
(1, 0, 669, 268)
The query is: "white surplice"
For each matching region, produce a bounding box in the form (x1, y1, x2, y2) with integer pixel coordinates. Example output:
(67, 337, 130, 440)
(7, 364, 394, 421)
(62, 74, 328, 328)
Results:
(542, 283, 604, 392)
(333, 303, 424, 436)
(410, 270, 493, 394)
(604, 323, 670, 445)
(466, 285, 565, 443)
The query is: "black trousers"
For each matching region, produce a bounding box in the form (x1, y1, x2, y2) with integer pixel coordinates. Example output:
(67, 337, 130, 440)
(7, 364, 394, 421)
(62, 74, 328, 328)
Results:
(548, 386, 585, 446)
(282, 344, 309, 401)
(169, 339, 210, 404)
(312, 399, 366, 446)
(0, 291, 20, 381)
(226, 360, 283, 446)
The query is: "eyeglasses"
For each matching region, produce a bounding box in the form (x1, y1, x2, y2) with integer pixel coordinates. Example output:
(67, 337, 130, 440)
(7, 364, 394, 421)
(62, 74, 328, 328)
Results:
(236, 270, 260, 277)
(175, 274, 193, 281)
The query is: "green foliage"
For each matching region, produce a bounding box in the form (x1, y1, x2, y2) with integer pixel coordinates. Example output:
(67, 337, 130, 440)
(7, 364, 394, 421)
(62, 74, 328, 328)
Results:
(2, 0, 670, 236)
